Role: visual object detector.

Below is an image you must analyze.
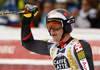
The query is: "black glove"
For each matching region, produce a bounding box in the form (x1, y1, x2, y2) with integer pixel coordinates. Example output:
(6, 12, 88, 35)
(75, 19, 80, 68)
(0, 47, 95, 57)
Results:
(24, 4, 38, 18)
(22, 4, 38, 25)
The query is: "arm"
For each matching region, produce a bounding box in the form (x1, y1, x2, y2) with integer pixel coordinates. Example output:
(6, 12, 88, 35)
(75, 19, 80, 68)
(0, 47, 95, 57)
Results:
(74, 40, 94, 70)
(21, 4, 53, 55)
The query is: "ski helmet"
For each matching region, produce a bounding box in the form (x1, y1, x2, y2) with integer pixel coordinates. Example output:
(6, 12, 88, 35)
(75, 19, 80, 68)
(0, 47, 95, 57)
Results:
(46, 9, 75, 33)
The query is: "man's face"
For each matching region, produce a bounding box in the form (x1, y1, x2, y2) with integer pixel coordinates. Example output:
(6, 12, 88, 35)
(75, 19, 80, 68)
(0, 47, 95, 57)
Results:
(46, 20, 64, 42)
(50, 28, 64, 42)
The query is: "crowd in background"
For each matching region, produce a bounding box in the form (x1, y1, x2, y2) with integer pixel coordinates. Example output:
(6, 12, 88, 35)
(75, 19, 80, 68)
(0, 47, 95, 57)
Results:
(0, 0, 100, 28)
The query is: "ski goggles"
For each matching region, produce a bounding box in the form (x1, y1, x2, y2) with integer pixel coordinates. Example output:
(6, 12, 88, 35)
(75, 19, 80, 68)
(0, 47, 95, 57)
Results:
(46, 20, 63, 30)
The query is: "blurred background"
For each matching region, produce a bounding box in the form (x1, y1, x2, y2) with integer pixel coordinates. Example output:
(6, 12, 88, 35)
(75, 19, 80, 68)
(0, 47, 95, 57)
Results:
(0, 0, 100, 70)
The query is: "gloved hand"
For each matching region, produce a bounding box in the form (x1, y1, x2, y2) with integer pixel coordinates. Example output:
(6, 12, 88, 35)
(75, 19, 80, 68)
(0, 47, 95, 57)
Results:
(22, 4, 38, 26)
(24, 4, 38, 18)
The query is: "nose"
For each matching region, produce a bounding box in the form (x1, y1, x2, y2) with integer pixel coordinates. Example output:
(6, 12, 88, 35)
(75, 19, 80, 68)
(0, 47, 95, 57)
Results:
(49, 28, 56, 36)
(50, 28, 55, 32)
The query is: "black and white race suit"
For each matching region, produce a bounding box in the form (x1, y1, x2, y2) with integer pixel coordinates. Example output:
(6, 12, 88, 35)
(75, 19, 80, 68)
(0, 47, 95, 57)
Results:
(21, 17, 94, 70)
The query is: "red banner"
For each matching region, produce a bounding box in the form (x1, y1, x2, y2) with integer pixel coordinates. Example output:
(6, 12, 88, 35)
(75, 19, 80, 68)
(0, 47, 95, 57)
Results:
(87, 40, 100, 61)
(0, 40, 100, 60)
(0, 40, 51, 59)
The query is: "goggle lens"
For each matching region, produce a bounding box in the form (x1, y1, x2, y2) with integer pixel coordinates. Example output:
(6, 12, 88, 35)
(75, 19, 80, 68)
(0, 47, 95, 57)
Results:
(46, 20, 62, 30)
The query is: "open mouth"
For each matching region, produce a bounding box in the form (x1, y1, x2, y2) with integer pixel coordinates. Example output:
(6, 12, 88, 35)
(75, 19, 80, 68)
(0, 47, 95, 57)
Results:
(51, 34, 57, 37)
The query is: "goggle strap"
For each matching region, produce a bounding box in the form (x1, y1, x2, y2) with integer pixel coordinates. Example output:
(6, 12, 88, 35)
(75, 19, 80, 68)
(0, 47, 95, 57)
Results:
(61, 20, 63, 27)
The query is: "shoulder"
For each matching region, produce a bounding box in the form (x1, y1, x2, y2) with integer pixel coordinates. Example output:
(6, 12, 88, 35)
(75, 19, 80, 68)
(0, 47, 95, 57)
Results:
(42, 39, 56, 45)
(77, 39, 92, 54)
(73, 39, 92, 57)
(78, 39, 90, 48)
(72, 39, 90, 46)
(74, 39, 90, 49)
(43, 39, 49, 42)
(73, 39, 91, 52)
(47, 39, 56, 43)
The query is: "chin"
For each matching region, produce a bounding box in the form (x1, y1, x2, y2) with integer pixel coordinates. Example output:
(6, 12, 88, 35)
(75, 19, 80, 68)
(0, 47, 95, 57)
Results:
(52, 37, 55, 41)
(53, 38, 60, 42)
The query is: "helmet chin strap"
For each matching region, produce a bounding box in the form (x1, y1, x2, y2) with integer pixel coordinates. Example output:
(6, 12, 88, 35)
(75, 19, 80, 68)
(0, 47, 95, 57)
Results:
(59, 31, 66, 41)
(48, 28, 52, 36)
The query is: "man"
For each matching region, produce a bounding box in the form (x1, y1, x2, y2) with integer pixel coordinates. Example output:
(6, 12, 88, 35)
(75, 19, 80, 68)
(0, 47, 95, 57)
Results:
(21, 4, 94, 70)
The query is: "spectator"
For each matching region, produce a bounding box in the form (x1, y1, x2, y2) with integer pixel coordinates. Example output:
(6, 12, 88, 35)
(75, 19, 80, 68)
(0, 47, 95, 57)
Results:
(54, 2, 67, 10)
(96, 0, 100, 28)
(56, 0, 66, 3)
(0, 0, 7, 10)
(39, 1, 54, 27)
(71, 8, 79, 18)
(66, 0, 78, 12)
(17, 0, 25, 10)
(75, 0, 99, 28)
(0, 0, 20, 26)
(76, 0, 82, 10)
(66, 0, 79, 18)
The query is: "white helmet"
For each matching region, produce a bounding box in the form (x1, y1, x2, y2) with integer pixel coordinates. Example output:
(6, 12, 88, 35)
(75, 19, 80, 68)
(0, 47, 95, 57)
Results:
(46, 9, 75, 33)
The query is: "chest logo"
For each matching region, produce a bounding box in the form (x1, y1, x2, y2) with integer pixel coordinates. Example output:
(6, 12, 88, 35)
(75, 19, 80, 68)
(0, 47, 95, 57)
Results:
(57, 48, 65, 54)
(53, 55, 70, 69)
(74, 42, 83, 53)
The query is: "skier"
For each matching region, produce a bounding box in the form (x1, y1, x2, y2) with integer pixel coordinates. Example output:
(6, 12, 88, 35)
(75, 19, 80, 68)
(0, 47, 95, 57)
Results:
(21, 4, 94, 70)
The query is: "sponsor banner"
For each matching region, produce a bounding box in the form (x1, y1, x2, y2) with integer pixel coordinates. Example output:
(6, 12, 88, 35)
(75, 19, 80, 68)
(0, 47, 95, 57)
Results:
(0, 40, 51, 59)
(0, 40, 100, 61)
(0, 64, 99, 70)
(0, 64, 55, 70)
(87, 40, 100, 61)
